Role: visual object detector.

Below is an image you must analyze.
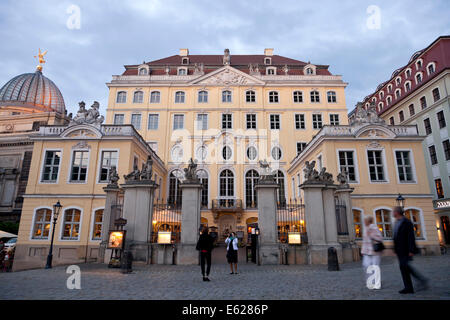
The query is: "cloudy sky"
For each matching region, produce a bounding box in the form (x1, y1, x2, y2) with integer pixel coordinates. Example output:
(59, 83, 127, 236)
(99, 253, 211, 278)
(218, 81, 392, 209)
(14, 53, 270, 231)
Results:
(0, 0, 449, 115)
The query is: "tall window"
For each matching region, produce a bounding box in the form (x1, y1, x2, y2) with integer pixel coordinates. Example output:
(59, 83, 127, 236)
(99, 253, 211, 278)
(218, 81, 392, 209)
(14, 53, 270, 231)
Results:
(310, 90, 320, 103)
(405, 82, 411, 92)
(352, 209, 362, 239)
(114, 114, 124, 125)
(327, 91, 337, 103)
(375, 209, 392, 238)
(424, 118, 432, 135)
(133, 91, 143, 103)
(395, 89, 401, 99)
(222, 146, 232, 160)
(295, 114, 305, 129)
(62, 209, 81, 240)
(247, 146, 257, 161)
(197, 114, 208, 130)
(150, 91, 160, 103)
(435, 179, 444, 199)
(409, 104, 415, 116)
(443, 140, 450, 161)
(222, 114, 232, 129)
(116, 91, 127, 103)
(222, 90, 232, 103)
(432, 88, 440, 102)
(246, 90, 256, 103)
(197, 170, 209, 208)
(131, 114, 141, 129)
(32, 208, 52, 239)
(420, 96, 427, 109)
(99, 151, 118, 182)
(198, 90, 208, 103)
(338, 151, 357, 182)
(296, 142, 307, 155)
(173, 114, 184, 130)
(219, 169, 234, 198)
(387, 96, 392, 105)
(404, 209, 422, 238)
(175, 91, 185, 103)
(437, 111, 446, 128)
(329, 114, 340, 125)
(148, 114, 159, 130)
(270, 114, 280, 130)
(293, 91, 303, 103)
(168, 171, 182, 206)
(70, 151, 89, 182)
(271, 146, 282, 160)
(42, 151, 61, 182)
(92, 209, 103, 240)
(416, 73, 422, 84)
(429, 145, 438, 165)
(399, 110, 404, 123)
(269, 91, 279, 103)
(395, 151, 414, 182)
(246, 114, 256, 129)
(245, 170, 259, 208)
(367, 150, 385, 182)
(274, 170, 286, 205)
(312, 114, 322, 129)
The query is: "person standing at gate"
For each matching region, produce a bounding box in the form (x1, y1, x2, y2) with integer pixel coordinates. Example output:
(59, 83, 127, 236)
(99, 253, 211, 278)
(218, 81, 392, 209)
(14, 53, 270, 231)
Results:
(361, 215, 383, 289)
(196, 227, 214, 282)
(225, 232, 239, 274)
(393, 206, 428, 294)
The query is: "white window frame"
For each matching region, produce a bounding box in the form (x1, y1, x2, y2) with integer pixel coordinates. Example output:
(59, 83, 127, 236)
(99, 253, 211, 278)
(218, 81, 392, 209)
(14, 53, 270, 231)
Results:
(147, 113, 159, 130)
(59, 207, 83, 241)
(310, 90, 320, 103)
(67, 149, 90, 184)
(405, 68, 412, 78)
(266, 66, 277, 75)
(196, 113, 209, 130)
(327, 91, 337, 103)
(177, 67, 188, 75)
(113, 114, 125, 125)
(295, 113, 306, 130)
(90, 207, 105, 242)
(415, 72, 423, 85)
(245, 90, 256, 103)
(329, 114, 340, 125)
(133, 91, 144, 104)
(174, 91, 186, 104)
(415, 58, 423, 70)
(246, 113, 257, 130)
(312, 113, 323, 129)
(293, 91, 303, 103)
(393, 149, 417, 184)
(268, 91, 279, 104)
(116, 91, 127, 103)
(404, 81, 411, 93)
(366, 148, 389, 184)
(222, 90, 233, 103)
(373, 207, 393, 239)
(336, 148, 360, 184)
(221, 113, 233, 130)
(269, 114, 281, 130)
(29, 206, 54, 241)
(97, 149, 119, 184)
(39, 148, 63, 184)
(198, 90, 208, 103)
(271, 145, 283, 161)
(150, 91, 161, 103)
(246, 145, 258, 162)
(131, 113, 142, 130)
(426, 62, 436, 76)
(173, 114, 185, 130)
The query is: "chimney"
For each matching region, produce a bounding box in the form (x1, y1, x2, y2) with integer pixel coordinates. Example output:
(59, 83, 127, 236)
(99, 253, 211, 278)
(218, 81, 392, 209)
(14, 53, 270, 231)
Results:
(264, 48, 274, 56)
(179, 48, 189, 56)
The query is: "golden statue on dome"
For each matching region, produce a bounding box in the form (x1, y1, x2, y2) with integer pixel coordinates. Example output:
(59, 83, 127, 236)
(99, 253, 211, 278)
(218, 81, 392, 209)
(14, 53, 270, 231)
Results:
(34, 48, 47, 72)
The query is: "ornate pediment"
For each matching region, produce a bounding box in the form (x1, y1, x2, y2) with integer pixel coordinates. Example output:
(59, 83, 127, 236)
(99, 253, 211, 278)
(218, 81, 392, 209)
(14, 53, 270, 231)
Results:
(66, 129, 98, 138)
(358, 129, 389, 138)
(191, 66, 264, 86)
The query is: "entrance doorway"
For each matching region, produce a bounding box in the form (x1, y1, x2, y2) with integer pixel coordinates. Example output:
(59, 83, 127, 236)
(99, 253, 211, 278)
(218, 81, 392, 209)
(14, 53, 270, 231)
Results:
(218, 214, 236, 241)
(441, 216, 450, 244)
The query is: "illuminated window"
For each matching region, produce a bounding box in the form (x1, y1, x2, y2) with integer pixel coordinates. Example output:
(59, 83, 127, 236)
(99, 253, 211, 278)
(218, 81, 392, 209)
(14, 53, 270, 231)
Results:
(352, 209, 363, 239)
(375, 209, 392, 238)
(92, 209, 104, 240)
(32, 208, 52, 239)
(62, 209, 81, 240)
(435, 179, 444, 199)
(404, 209, 422, 238)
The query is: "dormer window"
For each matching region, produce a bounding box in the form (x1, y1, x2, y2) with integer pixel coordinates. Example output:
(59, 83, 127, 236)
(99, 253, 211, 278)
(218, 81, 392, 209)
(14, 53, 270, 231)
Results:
(416, 59, 423, 70)
(405, 68, 411, 78)
(264, 57, 272, 65)
(266, 67, 276, 75)
(404, 81, 411, 92)
(427, 62, 436, 75)
(387, 84, 393, 93)
(387, 96, 392, 105)
(378, 102, 384, 111)
(415, 72, 423, 84)
(138, 68, 148, 75)
(306, 68, 313, 75)
(177, 67, 188, 75)
(182, 57, 189, 65)
(379, 91, 384, 99)
(396, 77, 401, 85)
(395, 89, 401, 99)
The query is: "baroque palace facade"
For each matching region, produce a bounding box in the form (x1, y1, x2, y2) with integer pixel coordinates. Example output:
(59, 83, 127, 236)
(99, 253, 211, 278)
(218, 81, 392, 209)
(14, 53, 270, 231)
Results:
(9, 48, 441, 270)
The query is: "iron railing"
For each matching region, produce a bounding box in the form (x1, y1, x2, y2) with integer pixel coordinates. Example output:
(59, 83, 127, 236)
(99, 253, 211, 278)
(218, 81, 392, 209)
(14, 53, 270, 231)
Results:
(277, 199, 307, 244)
(212, 199, 243, 212)
(150, 200, 182, 243)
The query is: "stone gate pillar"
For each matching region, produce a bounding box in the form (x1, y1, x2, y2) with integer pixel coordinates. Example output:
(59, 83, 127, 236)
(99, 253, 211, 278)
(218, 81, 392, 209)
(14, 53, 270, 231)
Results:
(99, 184, 121, 263)
(255, 175, 280, 265)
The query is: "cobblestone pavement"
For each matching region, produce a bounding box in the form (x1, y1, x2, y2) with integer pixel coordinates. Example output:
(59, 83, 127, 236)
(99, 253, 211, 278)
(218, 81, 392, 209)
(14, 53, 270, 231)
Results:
(1, 255, 449, 300)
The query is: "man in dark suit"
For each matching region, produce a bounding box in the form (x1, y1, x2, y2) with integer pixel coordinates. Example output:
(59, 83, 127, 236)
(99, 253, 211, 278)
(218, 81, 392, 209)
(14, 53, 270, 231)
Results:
(393, 206, 428, 294)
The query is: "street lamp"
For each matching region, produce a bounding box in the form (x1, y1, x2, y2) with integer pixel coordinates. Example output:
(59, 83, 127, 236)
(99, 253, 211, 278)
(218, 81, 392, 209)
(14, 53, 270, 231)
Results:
(396, 194, 405, 209)
(45, 200, 62, 269)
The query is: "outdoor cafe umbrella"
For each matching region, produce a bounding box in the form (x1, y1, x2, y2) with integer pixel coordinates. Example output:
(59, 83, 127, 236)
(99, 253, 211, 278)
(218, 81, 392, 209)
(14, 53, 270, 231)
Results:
(0, 230, 17, 238)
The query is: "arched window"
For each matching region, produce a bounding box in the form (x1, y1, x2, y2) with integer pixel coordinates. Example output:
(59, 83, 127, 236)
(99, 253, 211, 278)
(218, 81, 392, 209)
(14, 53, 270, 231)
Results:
(197, 169, 209, 208)
(404, 209, 423, 238)
(269, 91, 279, 103)
(92, 209, 104, 240)
(310, 90, 320, 103)
(150, 91, 160, 103)
(175, 91, 185, 103)
(245, 170, 259, 208)
(274, 170, 286, 205)
(352, 209, 363, 239)
(133, 91, 144, 103)
(415, 72, 423, 84)
(306, 67, 313, 75)
(168, 170, 182, 206)
(198, 90, 208, 103)
(327, 91, 337, 103)
(138, 68, 147, 75)
(32, 208, 52, 239)
(387, 96, 392, 105)
(61, 208, 81, 240)
(116, 91, 127, 103)
(375, 208, 392, 238)
(379, 91, 384, 99)
(293, 91, 303, 103)
(395, 89, 401, 99)
(246, 90, 256, 103)
(222, 90, 232, 103)
(219, 169, 234, 198)
(271, 146, 282, 160)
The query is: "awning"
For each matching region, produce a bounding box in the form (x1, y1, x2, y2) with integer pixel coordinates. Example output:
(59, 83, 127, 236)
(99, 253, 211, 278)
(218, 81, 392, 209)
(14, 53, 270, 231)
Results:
(0, 230, 17, 238)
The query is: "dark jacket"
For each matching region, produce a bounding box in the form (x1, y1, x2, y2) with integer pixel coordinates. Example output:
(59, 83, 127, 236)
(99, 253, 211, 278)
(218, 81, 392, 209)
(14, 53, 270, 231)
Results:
(196, 233, 214, 252)
(393, 217, 419, 257)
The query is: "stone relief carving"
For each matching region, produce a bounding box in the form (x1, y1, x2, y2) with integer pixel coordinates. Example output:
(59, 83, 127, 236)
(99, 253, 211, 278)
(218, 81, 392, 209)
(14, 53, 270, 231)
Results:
(123, 165, 141, 182)
(350, 101, 385, 126)
(71, 101, 104, 126)
(198, 69, 252, 86)
(303, 161, 334, 184)
(72, 140, 91, 150)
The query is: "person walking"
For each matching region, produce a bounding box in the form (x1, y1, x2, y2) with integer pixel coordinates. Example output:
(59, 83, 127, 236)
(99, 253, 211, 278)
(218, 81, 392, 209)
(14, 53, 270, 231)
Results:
(196, 227, 214, 281)
(393, 206, 428, 294)
(225, 232, 239, 274)
(361, 216, 383, 289)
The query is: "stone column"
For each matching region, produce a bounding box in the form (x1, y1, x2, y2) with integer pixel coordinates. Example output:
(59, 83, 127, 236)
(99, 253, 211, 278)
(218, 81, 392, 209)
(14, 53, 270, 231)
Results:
(322, 185, 343, 263)
(176, 181, 203, 264)
(121, 181, 158, 262)
(99, 185, 120, 263)
(255, 180, 279, 265)
(335, 186, 359, 262)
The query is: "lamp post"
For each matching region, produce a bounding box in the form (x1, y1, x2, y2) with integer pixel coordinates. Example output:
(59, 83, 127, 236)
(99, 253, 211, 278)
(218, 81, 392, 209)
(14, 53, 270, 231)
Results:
(45, 200, 62, 269)
(396, 194, 405, 209)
